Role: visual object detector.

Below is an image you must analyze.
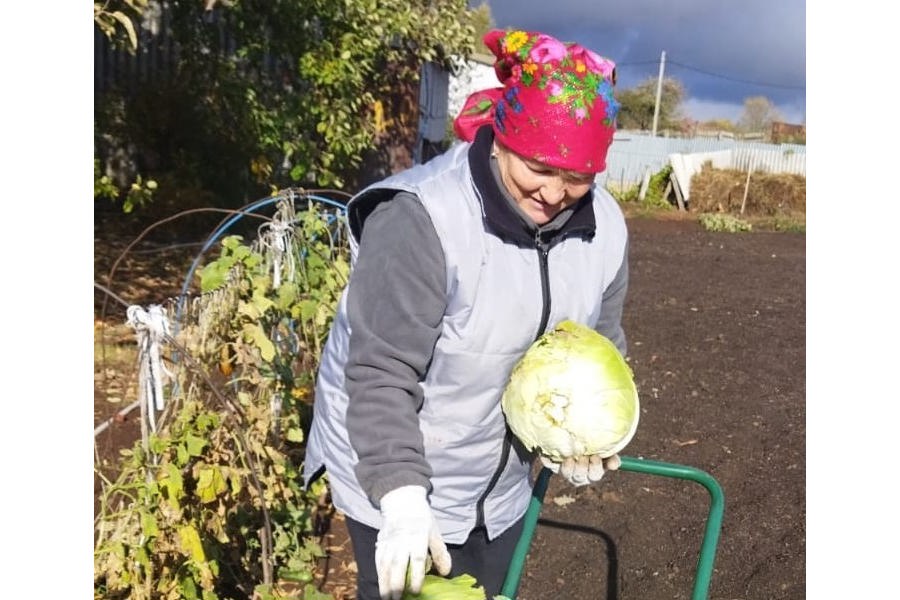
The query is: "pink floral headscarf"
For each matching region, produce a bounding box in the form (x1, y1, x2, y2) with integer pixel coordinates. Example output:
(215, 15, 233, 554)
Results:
(454, 29, 619, 174)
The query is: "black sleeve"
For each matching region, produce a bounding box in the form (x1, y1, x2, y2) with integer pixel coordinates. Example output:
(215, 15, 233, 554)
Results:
(344, 192, 448, 505)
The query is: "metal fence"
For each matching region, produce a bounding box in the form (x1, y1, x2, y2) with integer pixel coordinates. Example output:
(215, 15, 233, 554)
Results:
(598, 131, 806, 190)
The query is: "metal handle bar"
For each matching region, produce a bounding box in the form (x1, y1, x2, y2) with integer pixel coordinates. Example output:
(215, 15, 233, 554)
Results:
(500, 456, 725, 600)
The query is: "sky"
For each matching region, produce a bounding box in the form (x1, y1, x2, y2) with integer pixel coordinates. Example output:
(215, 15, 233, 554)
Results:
(474, 0, 806, 125)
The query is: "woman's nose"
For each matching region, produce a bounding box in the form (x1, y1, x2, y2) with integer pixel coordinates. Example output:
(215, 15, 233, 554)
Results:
(540, 177, 567, 204)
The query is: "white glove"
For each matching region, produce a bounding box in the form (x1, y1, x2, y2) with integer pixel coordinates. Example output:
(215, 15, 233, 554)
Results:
(540, 453, 622, 487)
(376, 485, 452, 600)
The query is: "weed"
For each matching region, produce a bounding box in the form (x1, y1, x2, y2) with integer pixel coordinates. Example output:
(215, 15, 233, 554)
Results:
(698, 213, 753, 232)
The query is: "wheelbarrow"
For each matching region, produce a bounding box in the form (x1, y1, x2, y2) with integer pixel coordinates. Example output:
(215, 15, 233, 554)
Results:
(499, 456, 725, 600)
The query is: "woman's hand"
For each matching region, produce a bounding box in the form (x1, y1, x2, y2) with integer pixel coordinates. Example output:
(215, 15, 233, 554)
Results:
(540, 454, 621, 486)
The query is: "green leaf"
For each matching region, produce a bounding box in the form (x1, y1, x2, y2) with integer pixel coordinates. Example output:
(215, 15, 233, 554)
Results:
(148, 434, 168, 454)
(253, 584, 277, 600)
(221, 235, 245, 250)
(289, 165, 306, 181)
(134, 544, 151, 571)
(278, 568, 314, 583)
(196, 465, 228, 503)
(199, 262, 228, 292)
(276, 282, 298, 309)
(298, 299, 319, 323)
(185, 433, 208, 457)
(177, 443, 190, 465)
(140, 509, 159, 537)
(401, 574, 487, 599)
(251, 291, 275, 315)
(301, 584, 333, 600)
(178, 524, 207, 563)
(159, 462, 185, 506)
(179, 572, 200, 600)
(238, 300, 262, 319)
(244, 323, 276, 361)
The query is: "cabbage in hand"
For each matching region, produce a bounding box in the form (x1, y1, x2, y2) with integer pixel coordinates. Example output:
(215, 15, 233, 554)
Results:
(501, 320, 639, 461)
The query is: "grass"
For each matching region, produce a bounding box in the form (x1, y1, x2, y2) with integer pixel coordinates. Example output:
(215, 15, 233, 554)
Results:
(613, 195, 805, 234)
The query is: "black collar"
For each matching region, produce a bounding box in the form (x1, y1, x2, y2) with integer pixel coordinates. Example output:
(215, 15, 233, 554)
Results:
(467, 126, 596, 248)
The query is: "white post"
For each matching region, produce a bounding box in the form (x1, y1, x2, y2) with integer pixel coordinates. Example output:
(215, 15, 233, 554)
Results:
(651, 50, 666, 137)
(740, 160, 753, 215)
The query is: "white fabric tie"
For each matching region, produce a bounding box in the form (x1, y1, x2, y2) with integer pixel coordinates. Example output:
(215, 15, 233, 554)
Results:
(126, 304, 172, 414)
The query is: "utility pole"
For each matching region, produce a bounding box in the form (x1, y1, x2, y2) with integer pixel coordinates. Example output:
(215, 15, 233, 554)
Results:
(651, 50, 666, 137)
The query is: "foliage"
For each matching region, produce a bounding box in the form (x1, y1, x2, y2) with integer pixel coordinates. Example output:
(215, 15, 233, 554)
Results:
(753, 215, 805, 233)
(615, 77, 685, 131)
(94, 0, 149, 52)
(94, 0, 478, 213)
(94, 1, 160, 213)
(94, 195, 350, 600)
(94, 158, 120, 201)
(769, 217, 805, 233)
(738, 96, 782, 134)
(698, 118, 737, 133)
(95, 158, 159, 214)
(610, 165, 675, 211)
(697, 213, 753, 232)
(469, 3, 495, 48)
(400, 574, 487, 599)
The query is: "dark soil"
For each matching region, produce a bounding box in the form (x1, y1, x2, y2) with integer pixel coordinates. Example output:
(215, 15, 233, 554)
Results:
(514, 215, 805, 600)
(94, 212, 805, 600)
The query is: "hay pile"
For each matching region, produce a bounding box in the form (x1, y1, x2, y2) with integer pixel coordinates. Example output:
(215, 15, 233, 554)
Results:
(688, 164, 806, 218)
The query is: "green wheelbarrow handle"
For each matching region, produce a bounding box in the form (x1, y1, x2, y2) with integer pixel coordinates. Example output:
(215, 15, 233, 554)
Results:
(499, 456, 725, 600)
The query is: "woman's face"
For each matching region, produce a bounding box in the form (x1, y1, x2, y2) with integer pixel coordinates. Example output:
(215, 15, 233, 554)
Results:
(495, 144, 594, 225)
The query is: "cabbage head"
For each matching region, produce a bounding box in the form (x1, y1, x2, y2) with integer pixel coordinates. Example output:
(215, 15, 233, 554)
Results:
(501, 320, 639, 461)
(401, 573, 487, 599)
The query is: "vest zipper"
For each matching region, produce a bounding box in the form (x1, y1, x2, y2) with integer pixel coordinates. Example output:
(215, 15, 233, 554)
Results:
(475, 433, 512, 527)
(534, 231, 552, 337)
(474, 232, 553, 529)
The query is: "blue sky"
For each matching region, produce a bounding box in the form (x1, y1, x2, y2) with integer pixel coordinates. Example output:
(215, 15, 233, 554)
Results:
(474, 0, 806, 125)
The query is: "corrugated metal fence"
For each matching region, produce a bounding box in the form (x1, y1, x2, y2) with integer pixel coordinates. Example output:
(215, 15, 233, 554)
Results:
(598, 131, 806, 190)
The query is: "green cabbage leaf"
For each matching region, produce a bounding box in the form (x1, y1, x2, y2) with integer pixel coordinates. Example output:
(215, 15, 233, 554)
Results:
(401, 573, 491, 599)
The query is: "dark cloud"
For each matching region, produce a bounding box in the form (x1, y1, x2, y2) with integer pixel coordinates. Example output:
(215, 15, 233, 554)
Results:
(474, 0, 806, 123)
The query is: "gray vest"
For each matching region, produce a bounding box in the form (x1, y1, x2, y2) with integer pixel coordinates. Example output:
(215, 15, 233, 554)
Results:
(305, 141, 628, 543)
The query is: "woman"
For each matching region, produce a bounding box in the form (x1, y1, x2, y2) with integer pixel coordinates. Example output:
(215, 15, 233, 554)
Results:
(303, 29, 629, 600)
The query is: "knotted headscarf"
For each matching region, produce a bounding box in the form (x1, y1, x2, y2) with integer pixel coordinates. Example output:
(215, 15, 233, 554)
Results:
(454, 29, 619, 174)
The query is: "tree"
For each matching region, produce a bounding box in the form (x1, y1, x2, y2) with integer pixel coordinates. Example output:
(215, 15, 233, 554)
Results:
(699, 118, 738, 133)
(738, 96, 782, 134)
(469, 2, 495, 48)
(615, 76, 685, 132)
(94, 0, 478, 216)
